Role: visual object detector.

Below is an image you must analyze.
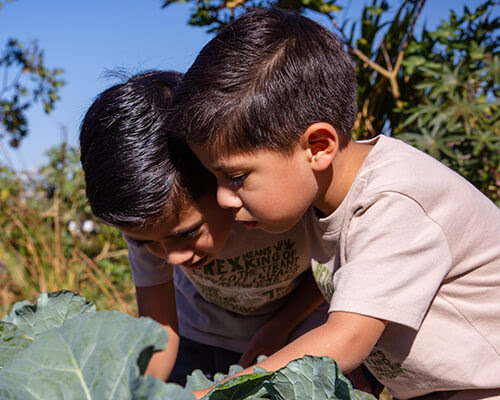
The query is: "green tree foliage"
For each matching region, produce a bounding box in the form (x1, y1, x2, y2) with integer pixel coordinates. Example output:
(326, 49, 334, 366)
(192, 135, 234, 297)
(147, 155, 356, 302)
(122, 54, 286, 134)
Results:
(397, 2, 499, 204)
(161, 0, 499, 204)
(0, 1, 65, 147)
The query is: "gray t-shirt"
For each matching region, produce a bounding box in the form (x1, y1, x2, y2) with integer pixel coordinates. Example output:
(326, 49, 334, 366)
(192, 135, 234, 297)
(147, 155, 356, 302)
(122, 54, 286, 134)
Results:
(305, 135, 500, 398)
(128, 220, 327, 352)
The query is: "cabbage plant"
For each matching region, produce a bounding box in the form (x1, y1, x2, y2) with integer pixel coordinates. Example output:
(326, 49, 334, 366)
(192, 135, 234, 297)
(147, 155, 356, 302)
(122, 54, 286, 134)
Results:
(0, 291, 376, 400)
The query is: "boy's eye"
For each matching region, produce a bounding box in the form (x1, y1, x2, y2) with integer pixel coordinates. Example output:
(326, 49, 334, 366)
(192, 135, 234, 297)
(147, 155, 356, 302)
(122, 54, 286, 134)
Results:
(183, 228, 200, 238)
(227, 173, 248, 188)
(173, 225, 202, 239)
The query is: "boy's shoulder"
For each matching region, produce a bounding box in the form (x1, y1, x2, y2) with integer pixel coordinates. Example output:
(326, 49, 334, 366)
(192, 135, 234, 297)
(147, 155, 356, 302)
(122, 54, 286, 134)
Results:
(318, 133, 499, 230)
(359, 135, 449, 186)
(355, 135, 480, 203)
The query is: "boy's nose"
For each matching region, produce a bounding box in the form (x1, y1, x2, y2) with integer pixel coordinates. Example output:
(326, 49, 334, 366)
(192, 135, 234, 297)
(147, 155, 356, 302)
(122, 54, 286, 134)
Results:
(165, 246, 195, 266)
(217, 185, 243, 209)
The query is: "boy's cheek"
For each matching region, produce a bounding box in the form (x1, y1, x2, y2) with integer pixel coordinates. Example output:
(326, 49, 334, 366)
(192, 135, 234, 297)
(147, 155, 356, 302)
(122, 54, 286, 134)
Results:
(144, 243, 166, 259)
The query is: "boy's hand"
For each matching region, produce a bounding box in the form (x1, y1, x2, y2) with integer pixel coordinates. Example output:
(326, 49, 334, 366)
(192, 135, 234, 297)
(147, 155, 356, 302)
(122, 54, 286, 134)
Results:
(238, 320, 290, 367)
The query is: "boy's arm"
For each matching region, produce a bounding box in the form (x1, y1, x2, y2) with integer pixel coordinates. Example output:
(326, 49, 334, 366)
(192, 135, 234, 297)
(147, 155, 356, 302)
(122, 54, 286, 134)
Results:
(238, 270, 325, 367)
(136, 280, 180, 381)
(193, 311, 386, 399)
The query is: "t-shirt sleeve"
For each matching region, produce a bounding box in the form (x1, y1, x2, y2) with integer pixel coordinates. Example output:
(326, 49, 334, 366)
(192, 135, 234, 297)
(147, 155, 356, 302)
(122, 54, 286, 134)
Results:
(330, 192, 452, 330)
(124, 235, 173, 287)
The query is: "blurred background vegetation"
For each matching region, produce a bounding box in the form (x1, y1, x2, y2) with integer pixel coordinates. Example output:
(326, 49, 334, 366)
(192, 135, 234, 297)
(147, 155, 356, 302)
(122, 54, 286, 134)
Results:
(0, 0, 498, 332)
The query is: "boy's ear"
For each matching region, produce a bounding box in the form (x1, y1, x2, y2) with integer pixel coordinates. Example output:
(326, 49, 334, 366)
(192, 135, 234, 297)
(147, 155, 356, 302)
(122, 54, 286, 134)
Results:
(302, 122, 339, 171)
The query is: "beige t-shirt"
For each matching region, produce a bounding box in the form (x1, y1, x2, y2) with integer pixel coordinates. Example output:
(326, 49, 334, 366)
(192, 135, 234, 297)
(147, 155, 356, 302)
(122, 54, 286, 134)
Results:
(305, 135, 500, 399)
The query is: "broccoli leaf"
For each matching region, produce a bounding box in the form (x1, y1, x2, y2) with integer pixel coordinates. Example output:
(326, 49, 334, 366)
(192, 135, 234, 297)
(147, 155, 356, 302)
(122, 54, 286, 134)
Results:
(132, 374, 195, 399)
(4, 290, 96, 340)
(265, 356, 376, 400)
(352, 389, 380, 400)
(0, 291, 96, 367)
(0, 310, 186, 399)
(0, 323, 32, 368)
(204, 372, 273, 400)
(185, 369, 216, 391)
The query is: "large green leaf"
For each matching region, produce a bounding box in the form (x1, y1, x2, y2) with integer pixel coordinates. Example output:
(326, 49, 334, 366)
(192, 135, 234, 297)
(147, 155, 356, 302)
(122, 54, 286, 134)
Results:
(266, 356, 376, 400)
(0, 323, 32, 368)
(186, 369, 216, 391)
(0, 310, 183, 400)
(132, 374, 196, 399)
(198, 356, 377, 400)
(205, 372, 273, 400)
(352, 389, 380, 400)
(4, 291, 96, 340)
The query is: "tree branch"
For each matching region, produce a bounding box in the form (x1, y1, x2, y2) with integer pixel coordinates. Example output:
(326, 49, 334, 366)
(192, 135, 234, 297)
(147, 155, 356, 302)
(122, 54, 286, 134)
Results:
(394, 0, 426, 76)
(329, 0, 426, 105)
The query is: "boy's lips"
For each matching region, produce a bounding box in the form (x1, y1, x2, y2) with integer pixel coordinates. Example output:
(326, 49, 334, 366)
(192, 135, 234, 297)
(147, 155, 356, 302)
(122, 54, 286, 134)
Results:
(240, 220, 257, 229)
(186, 256, 208, 269)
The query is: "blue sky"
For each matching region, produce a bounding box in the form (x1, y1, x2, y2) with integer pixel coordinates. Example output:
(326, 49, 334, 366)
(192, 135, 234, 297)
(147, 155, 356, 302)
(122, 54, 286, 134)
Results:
(0, 0, 493, 171)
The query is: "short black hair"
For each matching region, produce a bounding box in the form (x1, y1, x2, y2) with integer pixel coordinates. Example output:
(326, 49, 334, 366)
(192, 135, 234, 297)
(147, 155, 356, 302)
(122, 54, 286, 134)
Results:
(169, 8, 357, 156)
(80, 70, 213, 229)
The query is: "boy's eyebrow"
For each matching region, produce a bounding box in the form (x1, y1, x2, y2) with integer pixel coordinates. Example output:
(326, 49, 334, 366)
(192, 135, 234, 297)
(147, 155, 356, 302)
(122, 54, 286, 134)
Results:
(211, 161, 239, 172)
(209, 157, 235, 171)
(210, 162, 224, 171)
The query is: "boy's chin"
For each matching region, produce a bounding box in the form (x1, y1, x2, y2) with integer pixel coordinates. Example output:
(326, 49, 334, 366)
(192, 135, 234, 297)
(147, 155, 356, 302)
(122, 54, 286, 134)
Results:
(238, 217, 298, 234)
(256, 222, 294, 234)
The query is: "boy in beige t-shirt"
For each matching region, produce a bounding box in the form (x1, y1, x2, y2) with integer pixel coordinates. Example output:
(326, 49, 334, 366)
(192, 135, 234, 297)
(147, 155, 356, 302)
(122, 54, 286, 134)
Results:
(169, 8, 500, 400)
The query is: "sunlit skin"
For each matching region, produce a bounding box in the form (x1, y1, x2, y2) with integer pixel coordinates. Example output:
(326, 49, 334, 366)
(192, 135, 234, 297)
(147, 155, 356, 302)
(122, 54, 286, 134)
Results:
(121, 192, 234, 269)
(192, 144, 319, 233)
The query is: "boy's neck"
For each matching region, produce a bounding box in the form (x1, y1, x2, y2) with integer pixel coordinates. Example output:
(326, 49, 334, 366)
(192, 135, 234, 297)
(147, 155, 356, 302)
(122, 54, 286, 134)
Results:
(313, 140, 373, 217)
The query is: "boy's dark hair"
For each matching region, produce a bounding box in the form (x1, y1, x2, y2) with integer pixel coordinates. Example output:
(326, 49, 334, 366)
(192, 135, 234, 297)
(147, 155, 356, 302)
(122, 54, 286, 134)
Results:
(169, 8, 357, 156)
(80, 70, 213, 229)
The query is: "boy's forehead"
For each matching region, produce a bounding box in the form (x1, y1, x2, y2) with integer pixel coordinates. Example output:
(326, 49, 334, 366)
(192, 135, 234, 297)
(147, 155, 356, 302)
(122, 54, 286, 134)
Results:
(189, 143, 224, 169)
(190, 143, 257, 171)
(163, 197, 202, 228)
(192, 143, 298, 175)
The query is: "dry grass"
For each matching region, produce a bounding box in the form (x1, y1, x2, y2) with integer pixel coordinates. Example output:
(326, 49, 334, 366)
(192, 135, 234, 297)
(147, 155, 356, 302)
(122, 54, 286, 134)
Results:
(0, 158, 136, 318)
(0, 196, 136, 317)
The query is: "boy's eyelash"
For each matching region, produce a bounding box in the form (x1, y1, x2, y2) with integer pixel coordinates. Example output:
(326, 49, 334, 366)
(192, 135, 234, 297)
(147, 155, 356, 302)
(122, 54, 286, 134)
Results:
(227, 174, 247, 188)
(183, 228, 200, 238)
(173, 225, 201, 239)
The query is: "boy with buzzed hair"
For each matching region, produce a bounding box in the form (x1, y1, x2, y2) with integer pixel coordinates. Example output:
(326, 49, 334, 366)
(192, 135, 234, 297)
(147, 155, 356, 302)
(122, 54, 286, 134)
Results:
(170, 8, 500, 399)
(80, 70, 327, 385)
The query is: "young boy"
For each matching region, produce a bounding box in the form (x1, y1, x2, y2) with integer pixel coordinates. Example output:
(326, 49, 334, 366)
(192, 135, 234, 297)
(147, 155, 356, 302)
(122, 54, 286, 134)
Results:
(168, 8, 500, 400)
(79, 70, 327, 385)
